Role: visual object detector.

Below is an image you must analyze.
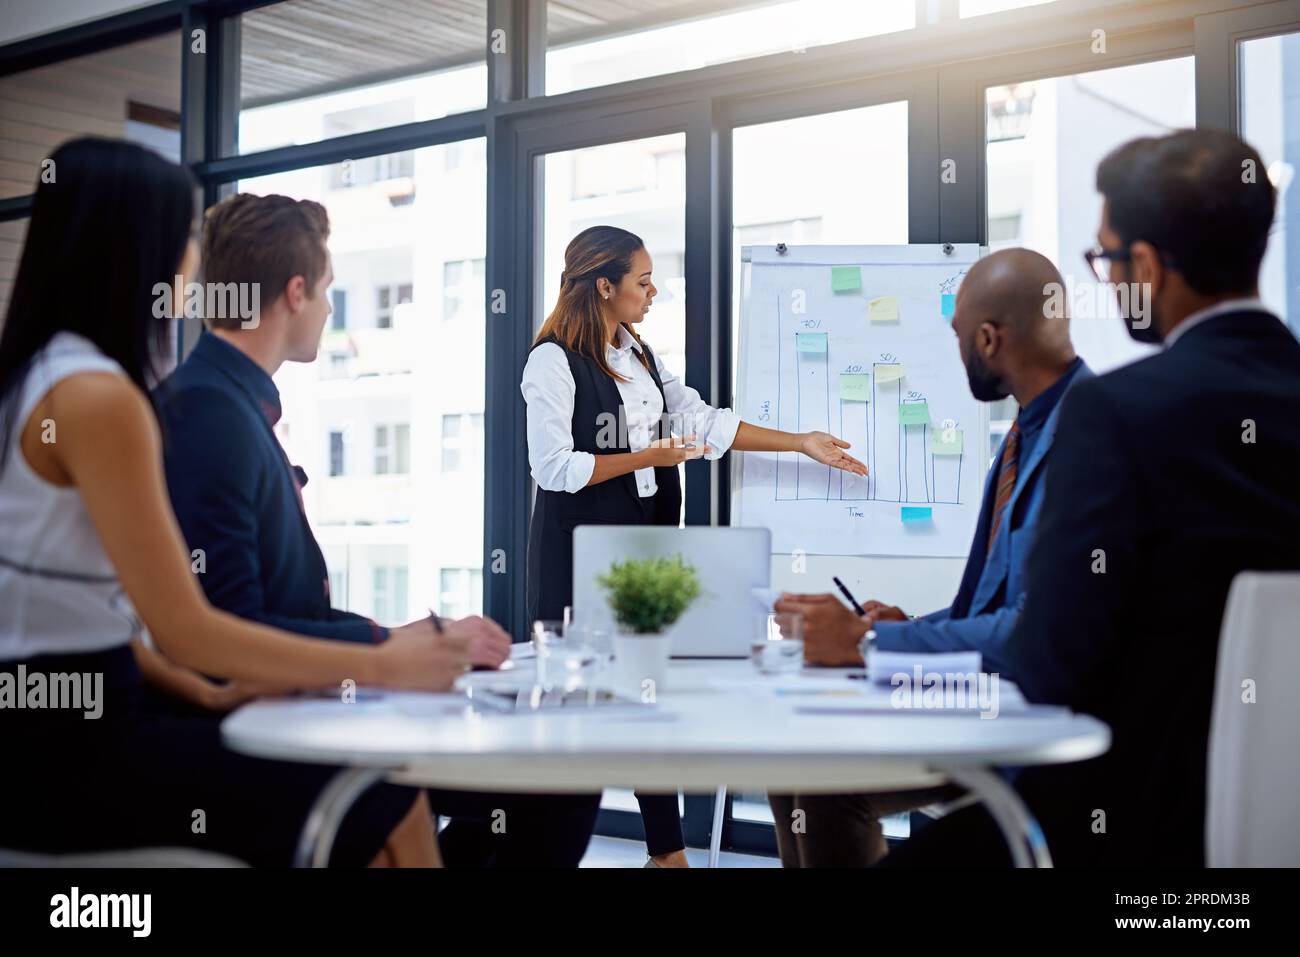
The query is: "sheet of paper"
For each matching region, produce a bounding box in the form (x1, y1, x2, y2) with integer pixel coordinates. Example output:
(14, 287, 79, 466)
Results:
(874, 363, 906, 383)
(868, 295, 899, 323)
(899, 401, 930, 425)
(930, 428, 963, 455)
(839, 373, 871, 401)
(831, 265, 861, 292)
(868, 648, 981, 682)
(795, 331, 828, 353)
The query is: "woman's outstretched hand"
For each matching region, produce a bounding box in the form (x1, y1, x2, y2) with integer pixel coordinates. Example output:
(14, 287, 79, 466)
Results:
(800, 431, 869, 476)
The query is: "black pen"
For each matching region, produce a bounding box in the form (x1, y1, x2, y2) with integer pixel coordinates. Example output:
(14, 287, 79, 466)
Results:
(427, 607, 444, 634)
(832, 576, 867, 617)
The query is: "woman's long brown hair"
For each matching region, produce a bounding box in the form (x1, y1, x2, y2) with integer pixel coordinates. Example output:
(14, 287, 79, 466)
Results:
(534, 225, 652, 382)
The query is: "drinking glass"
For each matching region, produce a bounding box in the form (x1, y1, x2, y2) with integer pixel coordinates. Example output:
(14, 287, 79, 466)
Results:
(750, 612, 805, 675)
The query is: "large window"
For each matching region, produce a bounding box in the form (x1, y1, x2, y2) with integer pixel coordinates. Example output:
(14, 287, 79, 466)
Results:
(0, 32, 180, 198)
(961, 0, 1058, 16)
(438, 567, 483, 621)
(236, 0, 486, 155)
(443, 258, 485, 322)
(238, 137, 486, 626)
(985, 57, 1196, 387)
(546, 0, 914, 96)
(440, 412, 483, 475)
(731, 101, 910, 395)
(1240, 31, 1300, 332)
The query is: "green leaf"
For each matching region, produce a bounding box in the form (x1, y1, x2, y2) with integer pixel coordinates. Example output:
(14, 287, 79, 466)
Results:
(596, 555, 702, 634)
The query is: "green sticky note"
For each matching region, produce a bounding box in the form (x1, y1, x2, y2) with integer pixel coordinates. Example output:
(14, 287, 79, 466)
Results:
(868, 296, 899, 323)
(875, 363, 906, 383)
(930, 428, 963, 455)
(796, 332, 827, 353)
(839, 374, 871, 402)
(901, 506, 933, 523)
(899, 401, 930, 426)
(941, 293, 956, 318)
(831, 266, 861, 293)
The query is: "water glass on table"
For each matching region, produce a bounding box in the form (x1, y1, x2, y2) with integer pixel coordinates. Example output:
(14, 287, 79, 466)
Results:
(532, 619, 599, 693)
(751, 612, 804, 675)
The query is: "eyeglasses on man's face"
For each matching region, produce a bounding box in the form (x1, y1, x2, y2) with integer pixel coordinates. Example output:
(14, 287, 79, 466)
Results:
(1083, 245, 1132, 283)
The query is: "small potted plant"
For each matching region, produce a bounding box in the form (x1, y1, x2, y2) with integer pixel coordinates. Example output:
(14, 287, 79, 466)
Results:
(598, 556, 701, 696)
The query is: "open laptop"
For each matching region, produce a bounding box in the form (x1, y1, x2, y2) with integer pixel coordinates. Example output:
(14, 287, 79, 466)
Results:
(571, 525, 772, 658)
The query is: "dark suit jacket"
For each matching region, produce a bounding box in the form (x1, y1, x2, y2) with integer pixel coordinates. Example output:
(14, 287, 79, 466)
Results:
(1006, 308, 1300, 866)
(154, 333, 385, 644)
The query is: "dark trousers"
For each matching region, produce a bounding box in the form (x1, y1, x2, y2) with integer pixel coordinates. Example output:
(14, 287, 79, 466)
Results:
(877, 801, 1012, 867)
(636, 792, 684, 858)
(429, 790, 600, 868)
(769, 786, 962, 867)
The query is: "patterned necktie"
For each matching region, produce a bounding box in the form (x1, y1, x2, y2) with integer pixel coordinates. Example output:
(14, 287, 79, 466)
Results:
(987, 419, 1020, 556)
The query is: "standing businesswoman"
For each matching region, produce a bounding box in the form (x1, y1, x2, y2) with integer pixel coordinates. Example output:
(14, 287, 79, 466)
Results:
(0, 138, 466, 867)
(522, 225, 867, 867)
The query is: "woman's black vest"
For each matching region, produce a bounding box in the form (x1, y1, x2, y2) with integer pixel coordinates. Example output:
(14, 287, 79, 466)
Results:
(525, 332, 683, 624)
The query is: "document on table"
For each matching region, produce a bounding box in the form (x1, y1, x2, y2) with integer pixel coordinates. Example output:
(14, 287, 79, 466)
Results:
(866, 649, 982, 684)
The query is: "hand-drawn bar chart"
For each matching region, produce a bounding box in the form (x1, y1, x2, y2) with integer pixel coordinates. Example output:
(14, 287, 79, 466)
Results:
(734, 244, 984, 557)
(773, 314, 966, 507)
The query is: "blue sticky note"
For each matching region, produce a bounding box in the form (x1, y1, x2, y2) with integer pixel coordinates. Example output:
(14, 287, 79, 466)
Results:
(795, 332, 828, 353)
(941, 294, 956, 318)
(901, 506, 933, 524)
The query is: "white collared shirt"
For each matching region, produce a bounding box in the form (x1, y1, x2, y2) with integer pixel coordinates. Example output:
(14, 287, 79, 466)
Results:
(1163, 298, 1269, 349)
(521, 325, 741, 497)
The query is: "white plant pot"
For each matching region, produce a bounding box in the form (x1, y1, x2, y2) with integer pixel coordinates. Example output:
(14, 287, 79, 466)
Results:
(612, 631, 672, 701)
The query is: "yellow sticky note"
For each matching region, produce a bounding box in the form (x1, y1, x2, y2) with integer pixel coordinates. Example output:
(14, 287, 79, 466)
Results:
(875, 364, 906, 383)
(839, 374, 871, 402)
(868, 296, 899, 323)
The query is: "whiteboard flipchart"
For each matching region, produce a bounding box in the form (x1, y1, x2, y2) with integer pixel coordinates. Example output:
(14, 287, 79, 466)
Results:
(732, 244, 988, 560)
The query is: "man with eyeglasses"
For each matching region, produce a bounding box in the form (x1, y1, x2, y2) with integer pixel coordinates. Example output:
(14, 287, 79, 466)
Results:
(884, 129, 1300, 868)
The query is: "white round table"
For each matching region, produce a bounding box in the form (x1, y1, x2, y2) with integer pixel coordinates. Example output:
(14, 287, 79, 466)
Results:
(221, 659, 1109, 867)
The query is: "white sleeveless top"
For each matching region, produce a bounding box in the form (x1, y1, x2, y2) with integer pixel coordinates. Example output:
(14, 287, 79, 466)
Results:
(0, 332, 141, 659)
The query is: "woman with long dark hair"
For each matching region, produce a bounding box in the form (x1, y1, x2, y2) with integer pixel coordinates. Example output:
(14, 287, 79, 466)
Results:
(0, 138, 467, 866)
(522, 225, 867, 866)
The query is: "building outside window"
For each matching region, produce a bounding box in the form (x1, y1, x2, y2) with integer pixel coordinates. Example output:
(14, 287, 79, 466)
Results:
(328, 430, 345, 477)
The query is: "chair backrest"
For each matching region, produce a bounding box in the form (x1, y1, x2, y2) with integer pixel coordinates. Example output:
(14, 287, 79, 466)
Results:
(1206, 571, 1300, 866)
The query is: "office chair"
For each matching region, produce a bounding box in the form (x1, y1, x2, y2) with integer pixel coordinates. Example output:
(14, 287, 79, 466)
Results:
(1206, 571, 1300, 866)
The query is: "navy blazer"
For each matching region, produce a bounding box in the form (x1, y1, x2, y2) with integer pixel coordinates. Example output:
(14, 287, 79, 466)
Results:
(1007, 309, 1300, 866)
(872, 361, 1093, 676)
(154, 333, 384, 644)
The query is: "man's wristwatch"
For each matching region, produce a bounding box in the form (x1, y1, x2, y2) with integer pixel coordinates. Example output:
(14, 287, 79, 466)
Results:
(857, 627, 877, 665)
